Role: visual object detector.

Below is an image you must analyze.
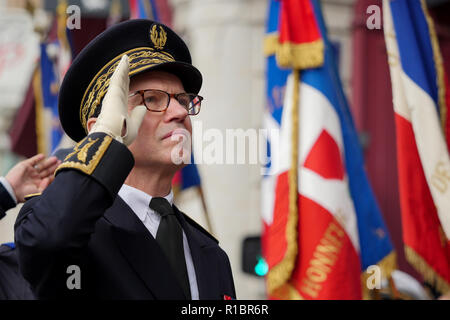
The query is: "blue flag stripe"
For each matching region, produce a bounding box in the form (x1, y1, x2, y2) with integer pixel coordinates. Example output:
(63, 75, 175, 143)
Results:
(390, 0, 439, 112)
(265, 0, 280, 34)
(40, 43, 63, 153)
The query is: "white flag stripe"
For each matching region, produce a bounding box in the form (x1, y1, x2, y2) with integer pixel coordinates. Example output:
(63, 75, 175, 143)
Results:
(263, 111, 282, 177)
(298, 83, 359, 252)
(262, 75, 361, 251)
(300, 167, 360, 251)
(298, 83, 344, 165)
(261, 171, 276, 225)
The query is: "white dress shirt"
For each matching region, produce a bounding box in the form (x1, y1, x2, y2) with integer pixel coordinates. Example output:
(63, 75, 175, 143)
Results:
(118, 184, 199, 299)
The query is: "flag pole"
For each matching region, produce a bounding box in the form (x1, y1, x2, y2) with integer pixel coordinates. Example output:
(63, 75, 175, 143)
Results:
(267, 68, 301, 299)
(286, 68, 300, 297)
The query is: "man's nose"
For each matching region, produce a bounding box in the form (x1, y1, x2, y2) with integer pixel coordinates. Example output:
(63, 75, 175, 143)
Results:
(164, 97, 188, 122)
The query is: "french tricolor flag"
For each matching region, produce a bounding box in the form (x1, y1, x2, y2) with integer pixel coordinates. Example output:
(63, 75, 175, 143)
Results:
(383, 0, 450, 293)
(262, 0, 394, 299)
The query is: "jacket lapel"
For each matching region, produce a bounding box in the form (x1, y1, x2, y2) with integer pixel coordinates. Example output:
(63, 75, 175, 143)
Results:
(104, 196, 186, 300)
(173, 205, 222, 300)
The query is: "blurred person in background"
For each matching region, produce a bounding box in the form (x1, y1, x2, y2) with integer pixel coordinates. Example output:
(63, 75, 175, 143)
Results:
(0, 153, 59, 299)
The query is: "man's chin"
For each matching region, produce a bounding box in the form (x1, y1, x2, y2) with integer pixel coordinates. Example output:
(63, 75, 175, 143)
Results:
(170, 151, 191, 166)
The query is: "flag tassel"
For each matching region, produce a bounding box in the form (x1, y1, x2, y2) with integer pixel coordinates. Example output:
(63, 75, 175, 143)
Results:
(405, 245, 450, 294)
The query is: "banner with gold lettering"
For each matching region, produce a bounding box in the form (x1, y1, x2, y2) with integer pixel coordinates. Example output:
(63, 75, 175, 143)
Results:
(383, 0, 450, 294)
(262, 0, 395, 299)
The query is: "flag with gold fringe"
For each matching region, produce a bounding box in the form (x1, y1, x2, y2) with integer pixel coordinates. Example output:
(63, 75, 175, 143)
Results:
(36, 0, 73, 155)
(383, 0, 450, 295)
(262, 0, 395, 300)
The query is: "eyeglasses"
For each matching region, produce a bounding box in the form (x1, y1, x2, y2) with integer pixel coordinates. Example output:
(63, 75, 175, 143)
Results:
(128, 89, 203, 115)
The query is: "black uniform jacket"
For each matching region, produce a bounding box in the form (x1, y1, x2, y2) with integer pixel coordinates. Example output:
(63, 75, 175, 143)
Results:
(0, 182, 15, 220)
(14, 133, 235, 299)
(0, 244, 35, 300)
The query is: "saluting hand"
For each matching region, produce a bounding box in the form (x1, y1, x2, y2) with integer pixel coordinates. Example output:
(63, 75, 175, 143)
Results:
(90, 54, 147, 146)
(5, 154, 61, 203)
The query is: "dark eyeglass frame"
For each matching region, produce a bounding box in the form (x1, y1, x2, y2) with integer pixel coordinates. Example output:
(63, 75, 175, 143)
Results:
(128, 89, 204, 115)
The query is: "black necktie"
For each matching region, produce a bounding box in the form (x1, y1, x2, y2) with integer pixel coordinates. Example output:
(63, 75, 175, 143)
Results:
(149, 197, 191, 299)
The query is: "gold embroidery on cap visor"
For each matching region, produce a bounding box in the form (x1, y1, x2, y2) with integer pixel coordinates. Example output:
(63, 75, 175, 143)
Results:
(80, 47, 175, 133)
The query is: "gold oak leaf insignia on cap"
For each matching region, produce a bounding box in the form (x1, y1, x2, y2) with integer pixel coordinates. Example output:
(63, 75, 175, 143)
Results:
(150, 25, 167, 50)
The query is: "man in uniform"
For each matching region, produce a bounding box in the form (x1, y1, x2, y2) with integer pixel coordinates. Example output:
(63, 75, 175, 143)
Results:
(14, 19, 236, 300)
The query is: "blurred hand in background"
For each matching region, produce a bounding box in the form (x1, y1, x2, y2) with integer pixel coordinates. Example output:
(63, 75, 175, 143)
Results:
(5, 154, 61, 203)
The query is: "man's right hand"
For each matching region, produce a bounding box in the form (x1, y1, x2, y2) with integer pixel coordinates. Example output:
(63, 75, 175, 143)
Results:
(90, 55, 147, 146)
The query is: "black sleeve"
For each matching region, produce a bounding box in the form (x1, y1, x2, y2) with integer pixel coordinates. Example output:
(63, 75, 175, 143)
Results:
(14, 132, 134, 298)
(0, 180, 17, 220)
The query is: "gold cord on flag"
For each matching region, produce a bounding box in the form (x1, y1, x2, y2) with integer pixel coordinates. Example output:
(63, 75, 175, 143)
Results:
(267, 69, 301, 299)
(420, 0, 448, 139)
(405, 245, 450, 294)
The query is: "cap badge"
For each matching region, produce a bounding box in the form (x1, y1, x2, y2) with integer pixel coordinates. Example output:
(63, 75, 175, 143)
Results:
(150, 25, 167, 50)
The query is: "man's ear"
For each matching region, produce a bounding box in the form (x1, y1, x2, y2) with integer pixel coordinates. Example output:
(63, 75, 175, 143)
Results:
(86, 117, 98, 133)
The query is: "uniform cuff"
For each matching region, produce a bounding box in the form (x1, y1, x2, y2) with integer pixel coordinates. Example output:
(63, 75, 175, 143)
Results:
(55, 132, 134, 197)
(0, 177, 17, 207)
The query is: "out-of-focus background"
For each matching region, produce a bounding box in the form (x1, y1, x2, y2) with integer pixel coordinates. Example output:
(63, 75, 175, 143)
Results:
(0, 0, 449, 300)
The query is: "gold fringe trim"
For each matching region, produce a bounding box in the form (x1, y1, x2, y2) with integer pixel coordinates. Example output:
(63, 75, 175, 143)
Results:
(276, 40, 324, 70)
(271, 282, 304, 300)
(405, 245, 450, 294)
(264, 33, 324, 69)
(33, 68, 47, 155)
(420, 0, 448, 137)
(361, 251, 397, 300)
(267, 70, 300, 297)
(264, 33, 280, 56)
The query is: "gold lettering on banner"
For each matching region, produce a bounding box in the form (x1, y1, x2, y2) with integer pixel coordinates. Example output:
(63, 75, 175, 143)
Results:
(387, 51, 399, 67)
(385, 31, 396, 40)
(310, 252, 334, 273)
(300, 221, 345, 298)
(431, 160, 450, 193)
(384, 24, 399, 67)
